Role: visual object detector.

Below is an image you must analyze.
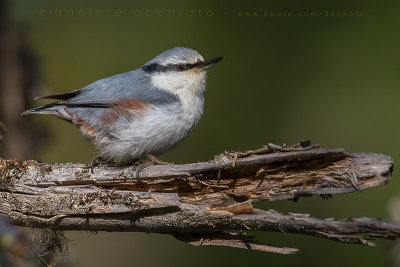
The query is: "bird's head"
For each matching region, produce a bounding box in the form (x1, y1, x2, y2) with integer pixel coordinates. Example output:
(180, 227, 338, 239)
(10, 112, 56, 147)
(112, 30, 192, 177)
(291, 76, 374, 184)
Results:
(142, 47, 223, 98)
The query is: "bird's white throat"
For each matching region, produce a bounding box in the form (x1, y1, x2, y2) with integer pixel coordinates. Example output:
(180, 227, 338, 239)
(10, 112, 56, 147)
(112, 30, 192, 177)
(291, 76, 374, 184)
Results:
(150, 70, 207, 113)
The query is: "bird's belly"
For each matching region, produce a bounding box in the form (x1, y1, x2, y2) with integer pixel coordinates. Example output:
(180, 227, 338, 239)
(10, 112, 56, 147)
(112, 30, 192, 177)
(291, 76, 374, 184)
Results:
(98, 105, 200, 162)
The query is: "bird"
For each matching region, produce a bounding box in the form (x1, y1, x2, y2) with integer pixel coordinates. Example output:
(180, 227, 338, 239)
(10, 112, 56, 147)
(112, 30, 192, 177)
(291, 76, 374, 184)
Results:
(21, 47, 224, 168)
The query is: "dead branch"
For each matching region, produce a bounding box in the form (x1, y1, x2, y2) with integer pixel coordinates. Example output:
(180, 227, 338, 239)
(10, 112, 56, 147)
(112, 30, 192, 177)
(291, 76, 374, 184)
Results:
(0, 143, 396, 253)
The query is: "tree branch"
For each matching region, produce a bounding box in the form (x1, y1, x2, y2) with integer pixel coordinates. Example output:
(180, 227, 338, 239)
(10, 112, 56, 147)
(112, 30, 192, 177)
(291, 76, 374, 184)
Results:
(0, 143, 396, 253)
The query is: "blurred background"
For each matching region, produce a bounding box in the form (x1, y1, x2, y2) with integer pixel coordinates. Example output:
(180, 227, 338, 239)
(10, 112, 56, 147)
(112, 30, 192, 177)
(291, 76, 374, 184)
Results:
(1, 0, 399, 266)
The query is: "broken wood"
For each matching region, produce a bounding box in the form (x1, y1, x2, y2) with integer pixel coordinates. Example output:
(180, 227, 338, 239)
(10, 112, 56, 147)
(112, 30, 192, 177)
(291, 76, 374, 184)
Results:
(0, 143, 396, 253)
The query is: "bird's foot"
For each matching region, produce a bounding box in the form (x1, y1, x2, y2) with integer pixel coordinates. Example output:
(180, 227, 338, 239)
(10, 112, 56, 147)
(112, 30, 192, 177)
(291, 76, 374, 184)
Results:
(86, 154, 168, 178)
(145, 154, 170, 165)
(87, 156, 109, 174)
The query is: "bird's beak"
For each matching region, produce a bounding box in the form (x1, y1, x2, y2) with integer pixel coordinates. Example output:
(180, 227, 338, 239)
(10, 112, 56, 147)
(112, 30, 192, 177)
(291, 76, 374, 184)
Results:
(204, 56, 224, 69)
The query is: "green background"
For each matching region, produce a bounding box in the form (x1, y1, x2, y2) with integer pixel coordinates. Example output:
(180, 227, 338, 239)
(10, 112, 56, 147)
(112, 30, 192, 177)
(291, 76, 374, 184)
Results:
(10, 0, 400, 266)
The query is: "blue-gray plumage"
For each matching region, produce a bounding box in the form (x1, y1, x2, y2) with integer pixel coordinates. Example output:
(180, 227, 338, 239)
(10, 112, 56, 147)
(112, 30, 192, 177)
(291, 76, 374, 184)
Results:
(22, 47, 224, 163)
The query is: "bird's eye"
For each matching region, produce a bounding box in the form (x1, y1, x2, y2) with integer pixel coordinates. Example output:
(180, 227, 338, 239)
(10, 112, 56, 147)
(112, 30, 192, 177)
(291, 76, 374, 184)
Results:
(178, 64, 185, 70)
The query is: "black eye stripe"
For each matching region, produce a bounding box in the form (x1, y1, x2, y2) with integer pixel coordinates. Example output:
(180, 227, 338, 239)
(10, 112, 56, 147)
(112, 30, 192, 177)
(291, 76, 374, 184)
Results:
(172, 62, 203, 71)
(142, 62, 205, 73)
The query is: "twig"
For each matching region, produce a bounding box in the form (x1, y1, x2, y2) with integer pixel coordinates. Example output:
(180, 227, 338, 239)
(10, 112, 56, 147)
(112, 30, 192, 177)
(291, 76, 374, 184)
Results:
(174, 232, 299, 254)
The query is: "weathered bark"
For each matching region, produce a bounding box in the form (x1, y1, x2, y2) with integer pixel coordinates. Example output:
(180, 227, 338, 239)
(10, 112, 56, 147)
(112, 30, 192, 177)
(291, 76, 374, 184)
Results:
(0, 143, 396, 253)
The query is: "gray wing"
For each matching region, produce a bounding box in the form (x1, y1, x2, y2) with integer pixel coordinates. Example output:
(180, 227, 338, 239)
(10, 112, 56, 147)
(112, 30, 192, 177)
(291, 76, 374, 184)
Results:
(66, 69, 179, 127)
(68, 69, 178, 106)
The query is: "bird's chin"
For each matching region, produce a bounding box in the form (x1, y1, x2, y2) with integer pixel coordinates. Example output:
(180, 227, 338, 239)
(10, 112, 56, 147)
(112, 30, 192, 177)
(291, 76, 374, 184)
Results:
(194, 67, 207, 75)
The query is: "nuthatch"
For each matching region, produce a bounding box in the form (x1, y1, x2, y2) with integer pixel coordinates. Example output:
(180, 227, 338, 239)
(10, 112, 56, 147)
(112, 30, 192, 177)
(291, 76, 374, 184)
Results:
(22, 47, 224, 164)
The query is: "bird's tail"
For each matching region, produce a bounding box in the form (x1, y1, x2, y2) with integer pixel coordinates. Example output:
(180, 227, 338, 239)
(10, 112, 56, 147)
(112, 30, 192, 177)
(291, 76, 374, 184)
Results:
(20, 103, 60, 116)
